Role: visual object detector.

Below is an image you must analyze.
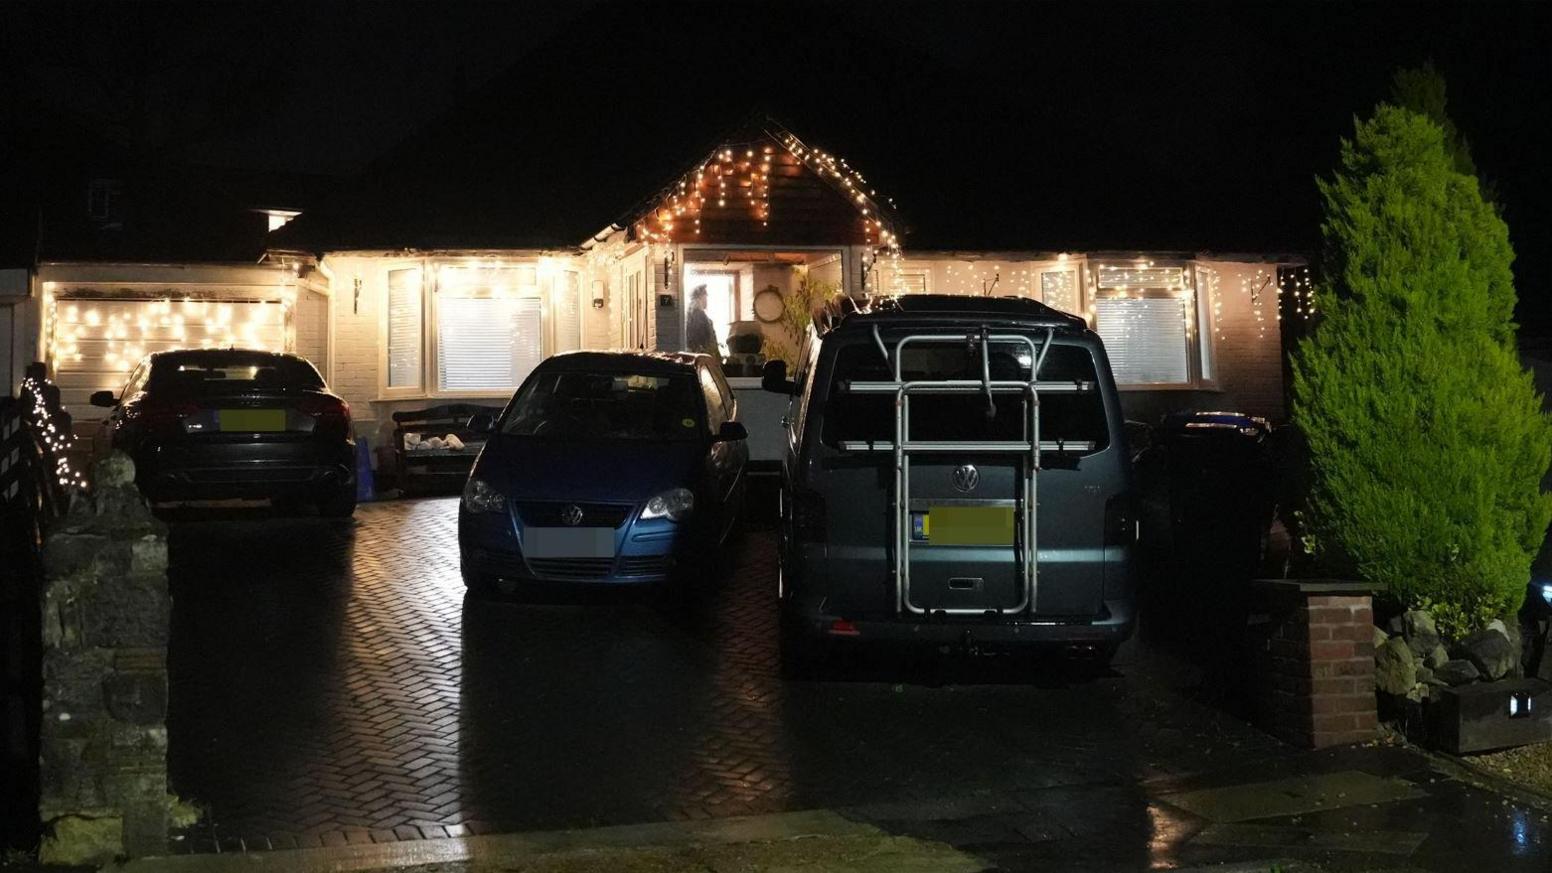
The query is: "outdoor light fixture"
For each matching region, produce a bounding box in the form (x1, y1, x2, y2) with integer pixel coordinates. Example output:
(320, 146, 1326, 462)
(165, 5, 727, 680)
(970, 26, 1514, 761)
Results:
(1509, 691, 1534, 719)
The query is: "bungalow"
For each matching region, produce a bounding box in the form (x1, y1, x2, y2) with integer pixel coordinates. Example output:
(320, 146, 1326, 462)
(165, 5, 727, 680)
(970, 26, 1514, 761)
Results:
(261, 118, 1308, 470)
(7, 115, 1309, 476)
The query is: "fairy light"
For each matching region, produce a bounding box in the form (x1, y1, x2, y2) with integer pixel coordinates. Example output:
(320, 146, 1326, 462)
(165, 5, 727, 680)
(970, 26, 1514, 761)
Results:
(18, 374, 87, 491)
(1279, 264, 1316, 320)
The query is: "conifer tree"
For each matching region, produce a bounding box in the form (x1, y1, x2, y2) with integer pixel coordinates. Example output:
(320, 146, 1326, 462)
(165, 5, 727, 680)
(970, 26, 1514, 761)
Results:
(1291, 103, 1552, 637)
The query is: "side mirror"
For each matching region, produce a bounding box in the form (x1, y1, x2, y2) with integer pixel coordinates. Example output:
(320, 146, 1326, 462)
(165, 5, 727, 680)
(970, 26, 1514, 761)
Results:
(89, 390, 118, 408)
(466, 413, 496, 433)
(715, 420, 749, 442)
(761, 359, 796, 395)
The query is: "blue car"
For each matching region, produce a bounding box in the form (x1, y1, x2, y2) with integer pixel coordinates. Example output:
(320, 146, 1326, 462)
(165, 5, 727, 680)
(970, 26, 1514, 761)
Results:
(458, 351, 748, 592)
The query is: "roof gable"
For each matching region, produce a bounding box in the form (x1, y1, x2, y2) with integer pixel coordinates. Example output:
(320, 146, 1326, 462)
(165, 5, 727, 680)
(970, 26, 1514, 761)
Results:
(625, 120, 900, 249)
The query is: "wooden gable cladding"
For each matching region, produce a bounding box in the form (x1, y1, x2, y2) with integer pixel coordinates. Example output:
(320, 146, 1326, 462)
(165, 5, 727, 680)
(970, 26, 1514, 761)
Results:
(634, 132, 882, 247)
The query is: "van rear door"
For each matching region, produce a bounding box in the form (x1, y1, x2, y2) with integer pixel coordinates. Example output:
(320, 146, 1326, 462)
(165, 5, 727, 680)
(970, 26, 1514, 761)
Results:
(821, 335, 1114, 618)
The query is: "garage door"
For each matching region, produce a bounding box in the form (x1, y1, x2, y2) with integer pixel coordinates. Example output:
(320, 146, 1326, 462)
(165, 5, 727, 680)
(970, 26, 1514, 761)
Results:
(52, 297, 287, 418)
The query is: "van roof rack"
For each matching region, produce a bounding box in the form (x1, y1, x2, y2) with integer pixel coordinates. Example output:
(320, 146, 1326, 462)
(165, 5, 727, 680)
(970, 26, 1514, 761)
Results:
(816, 294, 1086, 336)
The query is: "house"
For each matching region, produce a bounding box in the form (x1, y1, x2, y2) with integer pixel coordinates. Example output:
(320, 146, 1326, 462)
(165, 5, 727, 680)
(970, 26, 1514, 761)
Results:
(4, 103, 1308, 471)
(255, 116, 1306, 472)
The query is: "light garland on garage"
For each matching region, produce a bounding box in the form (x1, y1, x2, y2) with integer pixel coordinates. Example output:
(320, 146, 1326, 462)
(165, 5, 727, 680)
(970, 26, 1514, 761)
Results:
(18, 374, 87, 490)
(49, 297, 289, 373)
(1199, 266, 1225, 342)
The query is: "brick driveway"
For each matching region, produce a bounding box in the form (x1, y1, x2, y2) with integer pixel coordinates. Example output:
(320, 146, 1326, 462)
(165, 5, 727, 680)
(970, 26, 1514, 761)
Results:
(165, 498, 1298, 857)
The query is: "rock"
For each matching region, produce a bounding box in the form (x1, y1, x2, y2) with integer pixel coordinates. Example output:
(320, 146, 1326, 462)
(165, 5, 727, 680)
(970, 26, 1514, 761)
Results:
(1386, 615, 1405, 636)
(1373, 626, 1390, 650)
(1402, 610, 1442, 659)
(1435, 659, 1481, 686)
(39, 813, 123, 866)
(1458, 627, 1516, 680)
(94, 452, 136, 488)
(1491, 618, 1525, 677)
(1425, 644, 1449, 670)
(1374, 637, 1417, 695)
(1416, 664, 1435, 685)
(1405, 682, 1428, 703)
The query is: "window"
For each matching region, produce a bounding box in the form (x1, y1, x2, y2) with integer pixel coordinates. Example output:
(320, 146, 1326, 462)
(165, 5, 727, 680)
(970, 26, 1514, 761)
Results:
(1040, 270, 1079, 314)
(699, 365, 727, 429)
(386, 268, 423, 389)
(87, 179, 124, 224)
(554, 271, 582, 353)
(1091, 265, 1199, 386)
(500, 370, 703, 441)
(433, 265, 544, 392)
(896, 272, 929, 294)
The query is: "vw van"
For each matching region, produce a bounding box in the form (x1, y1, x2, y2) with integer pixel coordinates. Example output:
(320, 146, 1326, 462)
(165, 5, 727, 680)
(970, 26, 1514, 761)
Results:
(763, 295, 1136, 670)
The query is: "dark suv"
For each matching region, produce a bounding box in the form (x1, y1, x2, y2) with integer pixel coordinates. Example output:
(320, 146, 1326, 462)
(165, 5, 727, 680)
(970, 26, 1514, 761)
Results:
(763, 295, 1136, 670)
(91, 349, 356, 515)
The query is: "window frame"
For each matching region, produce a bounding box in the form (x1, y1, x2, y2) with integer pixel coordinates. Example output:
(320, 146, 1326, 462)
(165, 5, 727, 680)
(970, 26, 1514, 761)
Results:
(1090, 261, 1214, 391)
(378, 262, 427, 398)
(376, 258, 556, 401)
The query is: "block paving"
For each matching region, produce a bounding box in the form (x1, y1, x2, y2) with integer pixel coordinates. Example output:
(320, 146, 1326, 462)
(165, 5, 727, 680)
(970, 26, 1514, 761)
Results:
(165, 497, 1317, 854)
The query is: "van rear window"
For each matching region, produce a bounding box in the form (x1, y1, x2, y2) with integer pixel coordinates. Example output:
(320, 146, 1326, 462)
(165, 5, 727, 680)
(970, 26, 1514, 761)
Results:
(820, 340, 1109, 450)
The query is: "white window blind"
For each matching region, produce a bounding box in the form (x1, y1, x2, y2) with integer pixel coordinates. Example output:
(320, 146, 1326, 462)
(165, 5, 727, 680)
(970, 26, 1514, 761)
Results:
(386, 268, 422, 388)
(1094, 297, 1190, 385)
(554, 271, 581, 353)
(437, 296, 543, 391)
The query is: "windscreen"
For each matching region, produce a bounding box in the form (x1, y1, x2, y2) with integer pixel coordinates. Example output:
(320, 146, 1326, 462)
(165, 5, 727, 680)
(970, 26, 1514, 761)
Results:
(501, 370, 704, 440)
(820, 339, 1109, 450)
(148, 353, 324, 395)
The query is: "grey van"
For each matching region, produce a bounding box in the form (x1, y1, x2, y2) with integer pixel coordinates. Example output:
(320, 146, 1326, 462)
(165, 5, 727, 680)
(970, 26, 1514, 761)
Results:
(762, 295, 1136, 671)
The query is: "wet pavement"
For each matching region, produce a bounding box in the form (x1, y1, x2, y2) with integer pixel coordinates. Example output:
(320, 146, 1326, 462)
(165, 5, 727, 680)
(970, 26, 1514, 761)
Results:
(164, 497, 1552, 870)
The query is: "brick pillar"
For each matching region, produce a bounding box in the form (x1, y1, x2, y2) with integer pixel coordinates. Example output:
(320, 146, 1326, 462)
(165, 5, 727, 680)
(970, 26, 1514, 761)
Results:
(36, 453, 171, 865)
(1250, 581, 1379, 749)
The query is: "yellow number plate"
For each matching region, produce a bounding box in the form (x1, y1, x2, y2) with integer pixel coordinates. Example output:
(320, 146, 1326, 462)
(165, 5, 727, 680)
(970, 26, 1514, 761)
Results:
(218, 409, 286, 432)
(928, 506, 1015, 546)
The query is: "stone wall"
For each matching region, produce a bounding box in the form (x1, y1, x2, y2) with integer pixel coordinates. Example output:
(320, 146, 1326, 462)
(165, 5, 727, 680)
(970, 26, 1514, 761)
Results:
(36, 453, 172, 865)
(1250, 581, 1380, 749)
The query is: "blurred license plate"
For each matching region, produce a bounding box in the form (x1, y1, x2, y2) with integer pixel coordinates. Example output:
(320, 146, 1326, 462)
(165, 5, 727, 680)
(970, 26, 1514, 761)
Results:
(524, 528, 615, 558)
(924, 506, 1014, 546)
(218, 409, 285, 432)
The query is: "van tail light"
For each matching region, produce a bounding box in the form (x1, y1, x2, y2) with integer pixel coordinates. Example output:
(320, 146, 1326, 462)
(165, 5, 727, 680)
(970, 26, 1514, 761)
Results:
(1105, 493, 1137, 547)
(299, 394, 351, 427)
(138, 398, 198, 435)
(790, 487, 827, 543)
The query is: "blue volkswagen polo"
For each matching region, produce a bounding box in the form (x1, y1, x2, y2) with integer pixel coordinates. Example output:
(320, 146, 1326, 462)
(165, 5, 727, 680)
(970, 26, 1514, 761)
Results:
(458, 351, 748, 592)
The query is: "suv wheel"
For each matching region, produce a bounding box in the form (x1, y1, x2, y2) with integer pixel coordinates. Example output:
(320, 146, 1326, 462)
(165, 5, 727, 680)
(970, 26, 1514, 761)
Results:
(317, 486, 357, 518)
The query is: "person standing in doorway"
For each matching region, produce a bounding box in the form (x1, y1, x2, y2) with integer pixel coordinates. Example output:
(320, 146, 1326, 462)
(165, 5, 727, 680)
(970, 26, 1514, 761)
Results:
(686, 284, 721, 363)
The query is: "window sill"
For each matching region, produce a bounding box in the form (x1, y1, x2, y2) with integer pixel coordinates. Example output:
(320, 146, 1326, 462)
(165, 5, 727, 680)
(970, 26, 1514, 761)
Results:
(1116, 383, 1221, 392)
(372, 392, 514, 403)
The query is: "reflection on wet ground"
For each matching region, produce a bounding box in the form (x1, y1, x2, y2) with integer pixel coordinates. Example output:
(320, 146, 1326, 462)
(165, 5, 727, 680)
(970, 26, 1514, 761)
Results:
(166, 498, 1552, 869)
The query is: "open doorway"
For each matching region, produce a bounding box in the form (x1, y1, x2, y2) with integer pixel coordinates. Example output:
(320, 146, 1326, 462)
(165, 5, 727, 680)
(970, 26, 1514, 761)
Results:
(682, 249, 846, 376)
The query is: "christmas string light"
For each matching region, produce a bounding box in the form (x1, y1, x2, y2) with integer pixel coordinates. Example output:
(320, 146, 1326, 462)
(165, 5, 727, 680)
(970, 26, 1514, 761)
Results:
(18, 374, 87, 491)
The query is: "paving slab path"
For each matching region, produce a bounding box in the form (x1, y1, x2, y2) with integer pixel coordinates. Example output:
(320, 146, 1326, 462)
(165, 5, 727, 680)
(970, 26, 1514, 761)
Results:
(159, 497, 1552, 871)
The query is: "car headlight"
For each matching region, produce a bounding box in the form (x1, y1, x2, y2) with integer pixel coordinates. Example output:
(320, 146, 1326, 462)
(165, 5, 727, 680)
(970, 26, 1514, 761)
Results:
(641, 487, 694, 522)
(462, 478, 506, 513)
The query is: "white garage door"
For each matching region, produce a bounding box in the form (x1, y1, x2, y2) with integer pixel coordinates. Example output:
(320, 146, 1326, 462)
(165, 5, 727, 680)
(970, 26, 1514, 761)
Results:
(52, 297, 288, 418)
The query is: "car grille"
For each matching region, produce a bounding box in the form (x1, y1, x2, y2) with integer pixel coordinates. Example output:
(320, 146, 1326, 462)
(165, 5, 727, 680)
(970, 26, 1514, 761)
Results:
(525, 557, 617, 580)
(617, 555, 671, 577)
(514, 501, 633, 528)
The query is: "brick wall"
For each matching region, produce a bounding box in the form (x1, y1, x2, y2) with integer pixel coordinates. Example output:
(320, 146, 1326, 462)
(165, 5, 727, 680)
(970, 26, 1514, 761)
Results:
(1198, 260, 1288, 420)
(1252, 584, 1379, 749)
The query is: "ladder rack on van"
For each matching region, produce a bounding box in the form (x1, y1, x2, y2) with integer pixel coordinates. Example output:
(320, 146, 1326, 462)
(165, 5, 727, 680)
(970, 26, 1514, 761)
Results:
(850, 326, 1097, 617)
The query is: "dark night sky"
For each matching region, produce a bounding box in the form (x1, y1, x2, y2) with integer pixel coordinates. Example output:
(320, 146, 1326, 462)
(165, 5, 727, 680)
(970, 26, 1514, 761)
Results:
(3, 1, 1549, 327)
